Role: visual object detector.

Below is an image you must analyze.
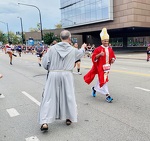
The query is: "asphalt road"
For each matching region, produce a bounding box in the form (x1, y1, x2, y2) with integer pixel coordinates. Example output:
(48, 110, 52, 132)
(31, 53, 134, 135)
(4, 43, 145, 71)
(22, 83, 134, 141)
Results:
(0, 51, 150, 141)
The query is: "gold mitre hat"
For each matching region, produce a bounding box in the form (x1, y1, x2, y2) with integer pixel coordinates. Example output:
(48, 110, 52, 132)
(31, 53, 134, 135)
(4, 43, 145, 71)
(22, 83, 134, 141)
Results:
(100, 28, 109, 40)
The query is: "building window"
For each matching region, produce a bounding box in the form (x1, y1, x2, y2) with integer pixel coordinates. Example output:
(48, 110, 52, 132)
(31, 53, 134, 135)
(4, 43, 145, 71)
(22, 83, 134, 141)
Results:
(71, 37, 78, 43)
(110, 38, 123, 47)
(127, 37, 150, 47)
(60, 0, 113, 28)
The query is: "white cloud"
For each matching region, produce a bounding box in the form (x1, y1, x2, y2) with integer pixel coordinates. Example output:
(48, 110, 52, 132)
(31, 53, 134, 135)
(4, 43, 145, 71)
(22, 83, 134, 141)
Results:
(0, 0, 61, 33)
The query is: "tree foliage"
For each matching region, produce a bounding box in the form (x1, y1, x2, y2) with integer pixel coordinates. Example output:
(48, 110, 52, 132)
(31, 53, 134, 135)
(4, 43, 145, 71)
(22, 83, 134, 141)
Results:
(9, 31, 22, 44)
(43, 32, 60, 45)
(29, 27, 39, 32)
(29, 23, 42, 32)
(0, 30, 7, 44)
(0, 30, 22, 44)
(55, 23, 62, 29)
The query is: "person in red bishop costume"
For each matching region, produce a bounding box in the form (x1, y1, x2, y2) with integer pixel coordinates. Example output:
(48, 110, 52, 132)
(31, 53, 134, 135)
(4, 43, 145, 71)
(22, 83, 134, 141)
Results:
(84, 28, 116, 103)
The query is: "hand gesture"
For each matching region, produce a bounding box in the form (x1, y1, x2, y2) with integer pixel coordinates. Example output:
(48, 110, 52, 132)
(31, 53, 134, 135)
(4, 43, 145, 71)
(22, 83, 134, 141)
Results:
(111, 59, 115, 64)
(99, 51, 104, 56)
(81, 43, 87, 49)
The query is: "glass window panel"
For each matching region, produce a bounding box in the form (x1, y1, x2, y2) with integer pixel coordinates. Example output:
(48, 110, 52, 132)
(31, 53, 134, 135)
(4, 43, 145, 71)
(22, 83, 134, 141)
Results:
(96, 0, 102, 10)
(76, 8, 81, 16)
(61, 0, 113, 27)
(96, 10, 102, 20)
(68, 11, 73, 17)
(71, 0, 76, 3)
(72, 16, 76, 25)
(110, 38, 123, 47)
(74, 8, 77, 16)
(76, 3, 80, 8)
(91, 3, 96, 12)
(85, 12, 91, 22)
(64, 12, 68, 19)
(70, 8, 74, 16)
(91, 11, 96, 21)
(102, 7, 109, 19)
(127, 37, 149, 47)
(72, 4, 75, 9)
(79, 1, 84, 7)
(72, 8, 76, 16)
(80, 14, 86, 23)
(80, 6, 85, 14)
(102, 0, 109, 8)
(61, 13, 64, 19)
(84, 0, 91, 4)
(76, 15, 81, 24)
(62, 9, 65, 13)
(85, 4, 91, 13)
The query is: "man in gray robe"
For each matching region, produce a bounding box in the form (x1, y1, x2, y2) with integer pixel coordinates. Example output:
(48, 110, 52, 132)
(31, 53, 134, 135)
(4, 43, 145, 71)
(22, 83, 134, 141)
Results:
(38, 30, 86, 131)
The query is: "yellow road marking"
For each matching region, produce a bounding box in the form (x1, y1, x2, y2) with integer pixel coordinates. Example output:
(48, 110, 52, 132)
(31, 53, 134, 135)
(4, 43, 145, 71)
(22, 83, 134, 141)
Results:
(112, 69, 150, 77)
(81, 65, 150, 77)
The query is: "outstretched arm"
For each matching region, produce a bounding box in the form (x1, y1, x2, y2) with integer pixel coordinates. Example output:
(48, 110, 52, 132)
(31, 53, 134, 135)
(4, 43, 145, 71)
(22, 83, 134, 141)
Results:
(75, 43, 87, 61)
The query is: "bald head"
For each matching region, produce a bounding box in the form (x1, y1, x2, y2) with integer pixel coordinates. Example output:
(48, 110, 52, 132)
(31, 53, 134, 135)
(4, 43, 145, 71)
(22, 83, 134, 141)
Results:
(60, 30, 71, 41)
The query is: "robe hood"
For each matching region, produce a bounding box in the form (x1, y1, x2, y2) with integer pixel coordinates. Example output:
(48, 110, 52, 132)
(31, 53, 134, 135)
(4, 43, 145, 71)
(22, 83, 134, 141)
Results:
(54, 42, 73, 58)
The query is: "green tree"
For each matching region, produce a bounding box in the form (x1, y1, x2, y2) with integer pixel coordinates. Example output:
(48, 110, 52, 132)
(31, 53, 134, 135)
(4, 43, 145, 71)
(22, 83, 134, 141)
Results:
(55, 23, 62, 29)
(43, 32, 60, 45)
(9, 31, 22, 44)
(29, 27, 39, 32)
(29, 23, 42, 32)
(0, 30, 7, 44)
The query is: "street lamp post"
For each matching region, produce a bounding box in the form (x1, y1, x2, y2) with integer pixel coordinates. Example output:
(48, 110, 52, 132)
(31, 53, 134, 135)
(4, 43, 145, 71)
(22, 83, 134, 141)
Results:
(17, 17, 24, 44)
(18, 3, 43, 41)
(0, 21, 10, 42)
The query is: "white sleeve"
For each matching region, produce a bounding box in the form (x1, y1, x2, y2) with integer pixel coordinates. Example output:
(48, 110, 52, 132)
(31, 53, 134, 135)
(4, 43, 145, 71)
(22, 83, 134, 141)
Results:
(75, 48, 85, 61)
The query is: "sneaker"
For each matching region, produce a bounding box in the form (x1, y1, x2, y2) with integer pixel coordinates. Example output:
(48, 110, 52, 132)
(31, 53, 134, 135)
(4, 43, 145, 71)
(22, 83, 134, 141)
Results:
(39, 63, 41, 67)
(106, 96, 113, 103)
(13, 54, 17, 57)
(91, 87, 96, 97)
(78, 72, 82, 75)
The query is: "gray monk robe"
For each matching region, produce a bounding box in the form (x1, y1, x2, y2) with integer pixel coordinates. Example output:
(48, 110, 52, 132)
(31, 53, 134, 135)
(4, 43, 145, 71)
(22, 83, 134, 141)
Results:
(38, 42, 85, 124)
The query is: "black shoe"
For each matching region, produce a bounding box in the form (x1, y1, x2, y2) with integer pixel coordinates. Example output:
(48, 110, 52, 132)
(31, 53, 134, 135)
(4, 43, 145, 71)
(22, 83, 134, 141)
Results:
(106, 96, 113, 103)
(13, 54, 17, 57)
(10, 62, 12, 65)
(40, 124, 48, 131)
(66, 119, 72, 126)
(39, 63, 41, 67)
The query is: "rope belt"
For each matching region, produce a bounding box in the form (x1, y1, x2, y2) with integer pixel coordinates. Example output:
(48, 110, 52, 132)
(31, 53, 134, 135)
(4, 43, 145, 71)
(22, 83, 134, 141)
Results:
(49, 70, 72, 72)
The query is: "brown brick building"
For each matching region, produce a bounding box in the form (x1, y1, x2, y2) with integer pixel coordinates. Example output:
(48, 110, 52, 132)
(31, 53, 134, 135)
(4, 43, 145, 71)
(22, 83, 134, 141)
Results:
(61, 0, 150, 51)
(25, 28, 83, 46)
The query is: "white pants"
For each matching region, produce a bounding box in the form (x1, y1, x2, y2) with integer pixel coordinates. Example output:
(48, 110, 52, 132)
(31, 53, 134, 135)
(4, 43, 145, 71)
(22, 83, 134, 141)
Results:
(94, 80, 109, 95)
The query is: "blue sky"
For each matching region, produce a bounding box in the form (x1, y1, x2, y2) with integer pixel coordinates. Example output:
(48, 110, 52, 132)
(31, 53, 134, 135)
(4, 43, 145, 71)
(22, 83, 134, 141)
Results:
(0, 0, 61, 33)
